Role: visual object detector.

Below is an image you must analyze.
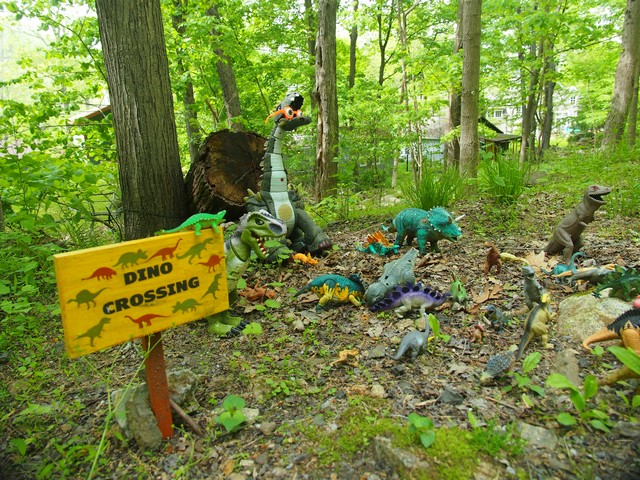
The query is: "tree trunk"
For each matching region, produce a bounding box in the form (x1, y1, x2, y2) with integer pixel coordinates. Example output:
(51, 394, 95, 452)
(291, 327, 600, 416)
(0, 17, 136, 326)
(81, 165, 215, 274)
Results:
(445, 0, 463, 169)
(172, 1, 202, 163)
(459, 0, 482, 178)
(305, 0, 317, 108)
(207, 4, 244, 132)
(601, 0, 640, 150)
(519, 41, 540, 165)
(629, 65, 639, 146)
(184, 130, 264, 221)
(348, 0, 358, 90)
(539, 52, 556, 159)
(314, 0, 339, 200)
(396, 0, 409, 189)
(376, 2, 395, 86)
(95, 0, 188, 240)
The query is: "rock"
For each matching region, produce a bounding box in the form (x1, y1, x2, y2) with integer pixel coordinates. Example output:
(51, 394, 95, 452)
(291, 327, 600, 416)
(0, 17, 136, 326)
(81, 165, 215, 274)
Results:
(166, 369, 198, 410)
(518, 421, 557, 450)
(257, 421, 277, 435)
(552, 348, 581, 386)
(373, 436, 430, 473)
(367, 345, 387, 359)
(370, 383, 386, 398)
(438, 386, 464, 406)
(124, 384, 163, 451)
(292, 319, 305, 332)
(555, 295, 631, 342)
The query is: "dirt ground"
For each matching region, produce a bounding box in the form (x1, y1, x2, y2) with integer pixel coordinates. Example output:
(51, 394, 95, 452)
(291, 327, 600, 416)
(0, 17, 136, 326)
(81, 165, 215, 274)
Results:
(2, 193, 640, 479)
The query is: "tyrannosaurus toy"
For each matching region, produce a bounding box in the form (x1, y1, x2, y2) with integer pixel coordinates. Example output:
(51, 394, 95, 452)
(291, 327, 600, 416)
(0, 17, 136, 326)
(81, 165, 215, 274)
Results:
(582, 296, 640, 385)
(544, 185, 611, 263)
(245, 92, 332, 256)
(389, 207, 462, 254)
(207, 210, 287, 335)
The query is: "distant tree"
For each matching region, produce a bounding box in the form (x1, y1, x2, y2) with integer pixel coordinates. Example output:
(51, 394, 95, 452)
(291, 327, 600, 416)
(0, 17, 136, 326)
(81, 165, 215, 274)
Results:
(314, 0, 339, 199)
(95, 0, 188, 240)
(445, 0, 463, 170)
(459, 0, 482, 178)
(601, 0, 640, 150)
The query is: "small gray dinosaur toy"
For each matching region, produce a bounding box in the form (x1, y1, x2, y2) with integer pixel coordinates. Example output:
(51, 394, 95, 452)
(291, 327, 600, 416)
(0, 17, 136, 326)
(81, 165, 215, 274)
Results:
(522, 265, 547, 310)
(388, 314, 431, 361)
(365, 248, 418, 306)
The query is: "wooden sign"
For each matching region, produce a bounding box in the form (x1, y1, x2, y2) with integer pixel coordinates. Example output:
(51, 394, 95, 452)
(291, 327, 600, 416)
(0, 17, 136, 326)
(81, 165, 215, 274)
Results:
(54, 229, 229, 358)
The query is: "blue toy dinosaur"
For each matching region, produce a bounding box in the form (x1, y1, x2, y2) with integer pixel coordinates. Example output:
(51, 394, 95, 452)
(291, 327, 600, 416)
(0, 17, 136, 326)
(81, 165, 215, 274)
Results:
(295, 273, 366, 312)
(390, 207, 462, 254)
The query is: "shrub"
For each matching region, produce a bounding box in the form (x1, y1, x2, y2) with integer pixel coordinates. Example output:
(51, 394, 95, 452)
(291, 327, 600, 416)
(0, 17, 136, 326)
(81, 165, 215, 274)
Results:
(401, 165, 465, 210)
(478, 153, 530, 204)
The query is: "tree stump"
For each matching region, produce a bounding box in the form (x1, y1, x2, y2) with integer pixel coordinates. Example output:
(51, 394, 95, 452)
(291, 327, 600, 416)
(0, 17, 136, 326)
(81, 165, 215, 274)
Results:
(185, 130, 265, 221)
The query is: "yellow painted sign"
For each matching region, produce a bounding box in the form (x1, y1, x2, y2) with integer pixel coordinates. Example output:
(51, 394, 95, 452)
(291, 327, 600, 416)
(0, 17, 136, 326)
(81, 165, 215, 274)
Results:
(54, 229, 229, 358)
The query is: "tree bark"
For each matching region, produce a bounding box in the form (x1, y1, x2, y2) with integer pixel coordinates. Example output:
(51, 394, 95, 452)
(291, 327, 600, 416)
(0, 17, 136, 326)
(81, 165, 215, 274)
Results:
(314, 0, 339, 200)
(348, 0, 359, 90)
(445, 0, 463, 169)
(519, 41, 540, 165)
(305, 0, 317, 108)
(459, 0, 482, 178)
(629, 65, 639, 146)
(207, 4, 244, 132)
(184, 130, 264, 221)
(376, 2, 395, 86)
(95, 0, 188, 240)
(539, 50, 556, 159)
(601, 0, 640, 150)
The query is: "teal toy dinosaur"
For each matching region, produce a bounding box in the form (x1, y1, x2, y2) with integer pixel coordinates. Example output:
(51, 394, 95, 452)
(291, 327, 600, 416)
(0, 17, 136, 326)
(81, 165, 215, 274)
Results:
(245, 92, 331, 256)
(207, 210, 287, 336)
(295, 273, 366, 312)
(390, 207, 462, 254)
(542, 251, 585, 277)
(159, 211, 226, 235)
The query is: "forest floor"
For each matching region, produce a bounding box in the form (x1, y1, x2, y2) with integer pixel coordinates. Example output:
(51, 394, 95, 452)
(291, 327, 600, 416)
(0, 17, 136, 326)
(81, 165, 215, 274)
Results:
(2, 189, 640, 479)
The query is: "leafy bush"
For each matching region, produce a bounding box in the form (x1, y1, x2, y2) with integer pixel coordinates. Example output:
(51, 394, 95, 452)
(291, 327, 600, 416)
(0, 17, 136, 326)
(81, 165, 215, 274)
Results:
(401, 165, 465, 210)
(478, 153, 530, 204)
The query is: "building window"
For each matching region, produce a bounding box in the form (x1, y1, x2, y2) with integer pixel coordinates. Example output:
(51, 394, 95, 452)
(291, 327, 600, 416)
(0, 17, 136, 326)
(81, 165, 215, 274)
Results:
(570, 96, 576, 105)
(493, 109, 502, 118)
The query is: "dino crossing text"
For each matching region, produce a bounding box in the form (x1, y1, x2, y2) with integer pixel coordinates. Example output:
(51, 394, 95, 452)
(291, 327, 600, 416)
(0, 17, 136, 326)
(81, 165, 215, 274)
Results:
(54, 229, 229, 358)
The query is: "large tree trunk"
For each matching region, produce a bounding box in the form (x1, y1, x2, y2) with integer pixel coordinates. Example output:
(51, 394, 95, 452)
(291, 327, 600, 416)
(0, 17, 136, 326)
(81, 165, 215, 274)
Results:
(539, 51, 556, 159)
(95, 0, 188, 240)
(459, 0, 482, 178)
(348, 0, 358, 90)
(445, 0, 463, 169)
(601, 0, 640, 150)
(629, 66, 639, 146)
(314, 0, 339, 200)
(184, 130, 264, 221)
(207, 4, 244, 132)
(306, 0, 318, 108)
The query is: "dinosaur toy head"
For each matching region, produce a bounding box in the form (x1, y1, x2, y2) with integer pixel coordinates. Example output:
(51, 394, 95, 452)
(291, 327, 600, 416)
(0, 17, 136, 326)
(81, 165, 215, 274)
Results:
(424, 207, 462, 242)
(265, 92, 312, 131)
(238, 210, 287, 260)
(584, 185, 612, 205)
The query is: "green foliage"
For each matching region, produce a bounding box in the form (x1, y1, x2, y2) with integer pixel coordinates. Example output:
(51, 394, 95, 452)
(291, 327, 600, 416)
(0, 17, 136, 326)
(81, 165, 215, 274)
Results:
(401, 165, 466, 211)
(214, 395, 247, 433)
(478, 154, 530, 204)
(427, 314, 451, 346)
(506, 352, 545, 406)
(545, 373, 612, 432)
(407, 413, 436, 449)
(608, 346, 640, 377)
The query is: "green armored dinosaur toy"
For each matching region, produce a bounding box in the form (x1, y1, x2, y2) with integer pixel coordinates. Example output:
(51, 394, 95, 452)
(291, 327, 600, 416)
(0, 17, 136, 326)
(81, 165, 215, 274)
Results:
(295, 273, 366, 312)
(207, 210, 287, 336)
(390, 207, 462, 254)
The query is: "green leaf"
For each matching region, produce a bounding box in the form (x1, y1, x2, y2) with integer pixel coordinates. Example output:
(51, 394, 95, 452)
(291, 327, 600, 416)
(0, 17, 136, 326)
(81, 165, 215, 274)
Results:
(608, 346, 640, 375)
(556, 412, 577, 426)
(522, 351, 541, 375)
(589, 419, 610, 433)
(215, 411, 246, 433)
(467, 410, 480, 429)
(0, 283, 10, 295)
(222, 395, 245, 412)
(242, 322, 263, 335)
(420, 430, 436, 449)
(546, 373, 578, 392)
(264, 299, 280, 309)
(632, 395, 640, 409)
(569, 390, 586, 412)
(10, 438, 27, 456)
(583, 375, 599, 401)
(528, 384, 545, 397)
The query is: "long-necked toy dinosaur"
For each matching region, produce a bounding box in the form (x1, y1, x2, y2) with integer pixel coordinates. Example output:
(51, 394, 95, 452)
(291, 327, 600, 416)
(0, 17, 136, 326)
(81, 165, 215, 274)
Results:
(245, 92, 332, 256)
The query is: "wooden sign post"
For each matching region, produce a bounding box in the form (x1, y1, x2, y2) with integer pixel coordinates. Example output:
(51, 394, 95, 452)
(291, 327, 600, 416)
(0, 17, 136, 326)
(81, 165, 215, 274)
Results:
(54, 228, 228, 438)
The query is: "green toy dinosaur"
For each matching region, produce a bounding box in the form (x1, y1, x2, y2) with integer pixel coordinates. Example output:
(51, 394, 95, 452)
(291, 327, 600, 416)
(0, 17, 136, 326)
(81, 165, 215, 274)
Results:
(389, 207, 462, 254)
(207, 210, 287, 335)
(593, 266, 640, 301)
(295, 273, 366, 312)
(159, 211, 226, 236)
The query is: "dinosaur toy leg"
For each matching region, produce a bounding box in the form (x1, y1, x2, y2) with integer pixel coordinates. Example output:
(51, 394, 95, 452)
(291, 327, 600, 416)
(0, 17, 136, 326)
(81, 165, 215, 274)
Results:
(348, 294, 362, 308)
(207, 310, 245, 336)
(599, 365, 639, 386)
(293, 208, 332, 254)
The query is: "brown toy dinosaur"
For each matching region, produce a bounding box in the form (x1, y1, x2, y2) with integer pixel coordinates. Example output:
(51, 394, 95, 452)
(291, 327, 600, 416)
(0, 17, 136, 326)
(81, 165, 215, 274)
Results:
(582, 296, 640, 385)
(483, 242, 502, 275)
(544, 185, 611, 263)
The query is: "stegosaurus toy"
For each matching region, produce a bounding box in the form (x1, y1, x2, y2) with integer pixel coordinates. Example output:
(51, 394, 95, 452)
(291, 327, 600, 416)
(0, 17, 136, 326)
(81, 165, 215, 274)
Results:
(295, 273, 366, 312)
(356, 231, 399, 256)
(593, 266, 640, 301)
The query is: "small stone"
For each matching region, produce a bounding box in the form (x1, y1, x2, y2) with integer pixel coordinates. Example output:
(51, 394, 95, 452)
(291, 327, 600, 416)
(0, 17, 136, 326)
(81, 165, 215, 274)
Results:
(292, 319, 305, 332)
(257, 421, 277, 436)
(438, 386, 464, 406)
(368, 345, 387, 359)
(370, 383, 386, 398)
(518, 421, 557, 450)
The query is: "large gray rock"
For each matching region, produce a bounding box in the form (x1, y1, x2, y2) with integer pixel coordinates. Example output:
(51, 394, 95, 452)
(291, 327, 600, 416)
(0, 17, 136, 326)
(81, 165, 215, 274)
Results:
(555, 294, 631, 342)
